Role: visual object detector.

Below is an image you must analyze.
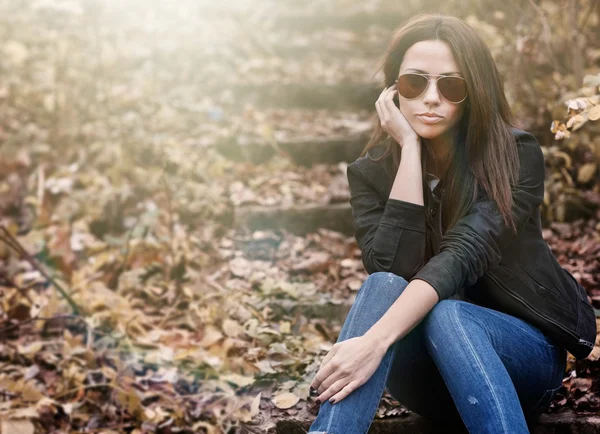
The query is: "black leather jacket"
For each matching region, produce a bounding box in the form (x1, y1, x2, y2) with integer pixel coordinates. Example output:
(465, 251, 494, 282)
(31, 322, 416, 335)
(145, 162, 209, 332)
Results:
(346, 127, 596, 360)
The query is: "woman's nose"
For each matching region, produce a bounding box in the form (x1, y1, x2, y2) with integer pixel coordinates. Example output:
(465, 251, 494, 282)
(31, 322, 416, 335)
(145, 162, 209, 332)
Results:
(422, 79, 441, 103)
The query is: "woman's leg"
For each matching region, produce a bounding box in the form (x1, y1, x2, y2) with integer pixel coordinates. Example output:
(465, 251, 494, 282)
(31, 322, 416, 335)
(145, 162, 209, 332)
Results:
(384, 312, 468, 432)
(423, 299, 567, 434)
(307, 271, 415, 434)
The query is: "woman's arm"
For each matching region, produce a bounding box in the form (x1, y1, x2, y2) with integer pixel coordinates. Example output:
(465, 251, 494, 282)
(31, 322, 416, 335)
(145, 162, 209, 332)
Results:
(389, 140, 424, 205)
(365, 278, 439, 350)
(347, 140, 427, 280)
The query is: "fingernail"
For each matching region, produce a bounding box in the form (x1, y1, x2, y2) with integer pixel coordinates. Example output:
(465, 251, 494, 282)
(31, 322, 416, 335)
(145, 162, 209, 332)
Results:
(329, 398, 335, 404)
(315, 399, 321, 405)
(309, 386, 316, 394)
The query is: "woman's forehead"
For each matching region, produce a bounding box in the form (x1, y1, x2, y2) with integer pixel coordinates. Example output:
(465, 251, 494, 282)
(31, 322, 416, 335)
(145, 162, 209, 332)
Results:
(401, 40, 461, 74)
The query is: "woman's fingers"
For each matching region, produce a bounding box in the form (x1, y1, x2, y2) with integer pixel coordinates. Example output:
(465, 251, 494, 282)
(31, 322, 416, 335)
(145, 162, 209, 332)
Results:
(377, 86, 394, 129)
(315, 366, 342, 395)
(317, 376, 354, 405)
(380, 85, 400, 133)
(375, 86, 388, 123)
(310, 346, 339, 392)
(327, 379, 360, 405)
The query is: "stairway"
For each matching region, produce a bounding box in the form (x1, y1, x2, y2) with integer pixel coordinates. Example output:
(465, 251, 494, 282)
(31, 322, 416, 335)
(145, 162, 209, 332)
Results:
(205, 3, 598, 433)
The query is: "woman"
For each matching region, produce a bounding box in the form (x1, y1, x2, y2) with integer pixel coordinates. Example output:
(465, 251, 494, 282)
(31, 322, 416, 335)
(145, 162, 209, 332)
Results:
(306, 12, 596, 434)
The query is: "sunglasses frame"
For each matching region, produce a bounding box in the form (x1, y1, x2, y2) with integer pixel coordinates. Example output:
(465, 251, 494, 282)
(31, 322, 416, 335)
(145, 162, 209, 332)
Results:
(395, 72, 468, 104)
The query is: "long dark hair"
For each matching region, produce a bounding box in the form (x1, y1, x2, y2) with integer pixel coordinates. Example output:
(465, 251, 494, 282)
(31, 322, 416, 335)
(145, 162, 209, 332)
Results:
(361, 12, 520, 234)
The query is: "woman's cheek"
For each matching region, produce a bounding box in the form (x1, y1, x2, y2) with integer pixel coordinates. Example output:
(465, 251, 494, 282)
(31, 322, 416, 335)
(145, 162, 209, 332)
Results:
(399, 103, 415, 125)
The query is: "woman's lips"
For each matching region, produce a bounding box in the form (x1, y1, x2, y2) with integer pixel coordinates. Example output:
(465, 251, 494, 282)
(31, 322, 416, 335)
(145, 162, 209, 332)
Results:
(417, 114, 443, 124)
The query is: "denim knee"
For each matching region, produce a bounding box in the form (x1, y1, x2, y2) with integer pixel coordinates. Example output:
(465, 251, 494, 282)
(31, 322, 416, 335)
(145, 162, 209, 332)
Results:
(423, 299, 462, 340)
(359, 272, 409, 299)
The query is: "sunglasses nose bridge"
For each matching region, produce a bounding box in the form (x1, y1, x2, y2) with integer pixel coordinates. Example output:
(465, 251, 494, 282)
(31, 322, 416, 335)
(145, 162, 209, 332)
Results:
(421, 76, 442, 100)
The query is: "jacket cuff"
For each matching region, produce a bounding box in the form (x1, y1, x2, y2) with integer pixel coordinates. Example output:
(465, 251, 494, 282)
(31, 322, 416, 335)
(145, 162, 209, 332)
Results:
(380, 198, 426, 233)
(410, 251, 459, 301)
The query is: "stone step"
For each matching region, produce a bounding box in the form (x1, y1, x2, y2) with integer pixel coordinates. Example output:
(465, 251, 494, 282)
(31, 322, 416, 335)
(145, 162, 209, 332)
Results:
(217, 130, 371, 166)
(219, 82, 380, 111)
(274, 409, 600, 434)
(270, 9, 409, 33)
(259, 25, 390, 59)
(267, 299, 352, 324)
(269, 36, 384, 60)
(234, 203, 353, 236)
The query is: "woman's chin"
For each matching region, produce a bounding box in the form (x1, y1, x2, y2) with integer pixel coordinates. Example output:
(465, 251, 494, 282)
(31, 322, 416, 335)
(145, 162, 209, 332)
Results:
(414, 125, 446, 139)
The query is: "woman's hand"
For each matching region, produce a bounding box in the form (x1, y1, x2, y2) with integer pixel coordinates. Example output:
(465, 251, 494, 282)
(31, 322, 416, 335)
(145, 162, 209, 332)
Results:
(309, 335, 387, 405)
(375, 84, 420, 148)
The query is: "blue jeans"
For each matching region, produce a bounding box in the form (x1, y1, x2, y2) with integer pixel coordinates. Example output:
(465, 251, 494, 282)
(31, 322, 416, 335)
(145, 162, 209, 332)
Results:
(307, 272, 566, 434)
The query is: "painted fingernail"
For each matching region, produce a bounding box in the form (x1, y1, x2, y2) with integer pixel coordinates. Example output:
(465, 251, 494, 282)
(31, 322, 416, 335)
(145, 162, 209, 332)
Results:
(309, 386, 316, 394)
(315, 399, 321, 405)
(329, 398, 335, 404)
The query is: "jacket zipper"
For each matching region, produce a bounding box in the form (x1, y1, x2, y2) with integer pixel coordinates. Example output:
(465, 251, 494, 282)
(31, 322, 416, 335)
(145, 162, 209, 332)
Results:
(486, 271, 590, 346)
(439, 188, 444, 240)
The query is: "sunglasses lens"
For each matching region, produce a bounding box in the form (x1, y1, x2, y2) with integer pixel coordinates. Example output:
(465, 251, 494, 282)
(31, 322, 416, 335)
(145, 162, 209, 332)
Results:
(397, 74, 428, 99)
(438, 76, 467, 103)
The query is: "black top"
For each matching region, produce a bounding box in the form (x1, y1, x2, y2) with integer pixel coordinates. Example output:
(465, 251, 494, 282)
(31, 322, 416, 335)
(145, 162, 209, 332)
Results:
(345, 128, 597, 359)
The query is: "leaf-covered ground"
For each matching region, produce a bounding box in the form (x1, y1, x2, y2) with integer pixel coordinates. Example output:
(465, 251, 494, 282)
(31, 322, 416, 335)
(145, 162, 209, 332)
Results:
(0, 1, 599, 433)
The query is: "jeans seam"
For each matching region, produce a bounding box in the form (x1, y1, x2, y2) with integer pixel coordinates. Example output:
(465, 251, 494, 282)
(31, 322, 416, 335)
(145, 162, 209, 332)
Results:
(460, 302, 564, 418)
(316, 273, 403, 434)
(453, 302, 509, 434)
(526, 384, 562, 415)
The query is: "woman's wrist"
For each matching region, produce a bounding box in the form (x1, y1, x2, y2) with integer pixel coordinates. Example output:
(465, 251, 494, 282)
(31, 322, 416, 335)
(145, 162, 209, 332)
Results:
(395, 133, 420, 151)
(399, 138, 421, 156)
(364, 327, 394, 353)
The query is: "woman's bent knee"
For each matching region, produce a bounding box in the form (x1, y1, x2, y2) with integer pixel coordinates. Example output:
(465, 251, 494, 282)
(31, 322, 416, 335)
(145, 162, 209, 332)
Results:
(423, 299, 463, 334)
(357, 272, 409, 304)
(366, 271, 409, 288)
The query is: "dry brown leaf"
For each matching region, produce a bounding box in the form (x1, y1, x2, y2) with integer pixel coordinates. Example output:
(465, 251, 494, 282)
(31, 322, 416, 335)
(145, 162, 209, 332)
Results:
(566, 113, 587, 131)
(588, 105, 600, 121)
(0, 419, 35, 434)
(578, 163, 597, 183)
(250, 392, 262, 417)
(272, 391, 299, 409)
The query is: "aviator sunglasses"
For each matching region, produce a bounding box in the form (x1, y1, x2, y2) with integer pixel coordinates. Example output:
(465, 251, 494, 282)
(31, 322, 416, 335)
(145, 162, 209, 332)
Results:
(395, 72, 468, 104)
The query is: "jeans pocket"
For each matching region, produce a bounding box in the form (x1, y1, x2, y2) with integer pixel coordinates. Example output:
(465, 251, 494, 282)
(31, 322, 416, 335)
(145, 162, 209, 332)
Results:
(527, 385, 562, 417)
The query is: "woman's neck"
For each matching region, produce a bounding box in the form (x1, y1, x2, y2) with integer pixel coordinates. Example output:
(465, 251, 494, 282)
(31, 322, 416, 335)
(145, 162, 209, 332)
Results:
(424, 136, 453, 180)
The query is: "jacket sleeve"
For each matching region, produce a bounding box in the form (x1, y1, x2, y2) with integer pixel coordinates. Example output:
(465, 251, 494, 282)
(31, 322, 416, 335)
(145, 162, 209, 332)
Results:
(410, 131, 546, 302)
(347, 160, 427, 279)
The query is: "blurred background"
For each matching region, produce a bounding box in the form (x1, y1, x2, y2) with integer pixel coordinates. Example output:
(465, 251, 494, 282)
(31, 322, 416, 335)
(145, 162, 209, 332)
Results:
(0, 0, 599, 433)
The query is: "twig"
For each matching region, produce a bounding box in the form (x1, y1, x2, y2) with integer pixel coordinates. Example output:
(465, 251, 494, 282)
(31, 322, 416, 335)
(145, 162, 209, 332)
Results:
(159, 158, 176, 281)
(574, 0, 598, 37)
(0, 226, 83, 315)
(157, 292, 181, 329)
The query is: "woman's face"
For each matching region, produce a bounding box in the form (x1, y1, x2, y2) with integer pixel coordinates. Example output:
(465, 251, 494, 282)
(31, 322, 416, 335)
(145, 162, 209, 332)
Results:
(397, 40, 467, 141)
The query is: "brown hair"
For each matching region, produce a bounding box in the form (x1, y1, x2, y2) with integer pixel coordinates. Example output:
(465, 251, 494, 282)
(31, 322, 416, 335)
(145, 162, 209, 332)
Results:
(362, 12, 520, 234)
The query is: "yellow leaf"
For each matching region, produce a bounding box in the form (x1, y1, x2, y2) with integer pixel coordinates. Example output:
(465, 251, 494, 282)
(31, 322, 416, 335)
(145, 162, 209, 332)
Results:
(17, 342, 44, 356)
(578, 163, 597, 183)
(566, 114, 586, 131)
(114, 389, 143, 418)
(272, 391, 299, 409)
(553, 151, 572, 169)
(222, 319, 243, 338)
(19, 382, 44, 402)
(0, 419, 35, 434)
(220, 373, 255, 387)
(250, 392, 262, 417)
(581, 86, 597, 97)
(191, 421, 219, 434)
(279, 321, 291, 334)
(589, 105, 600, 121)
